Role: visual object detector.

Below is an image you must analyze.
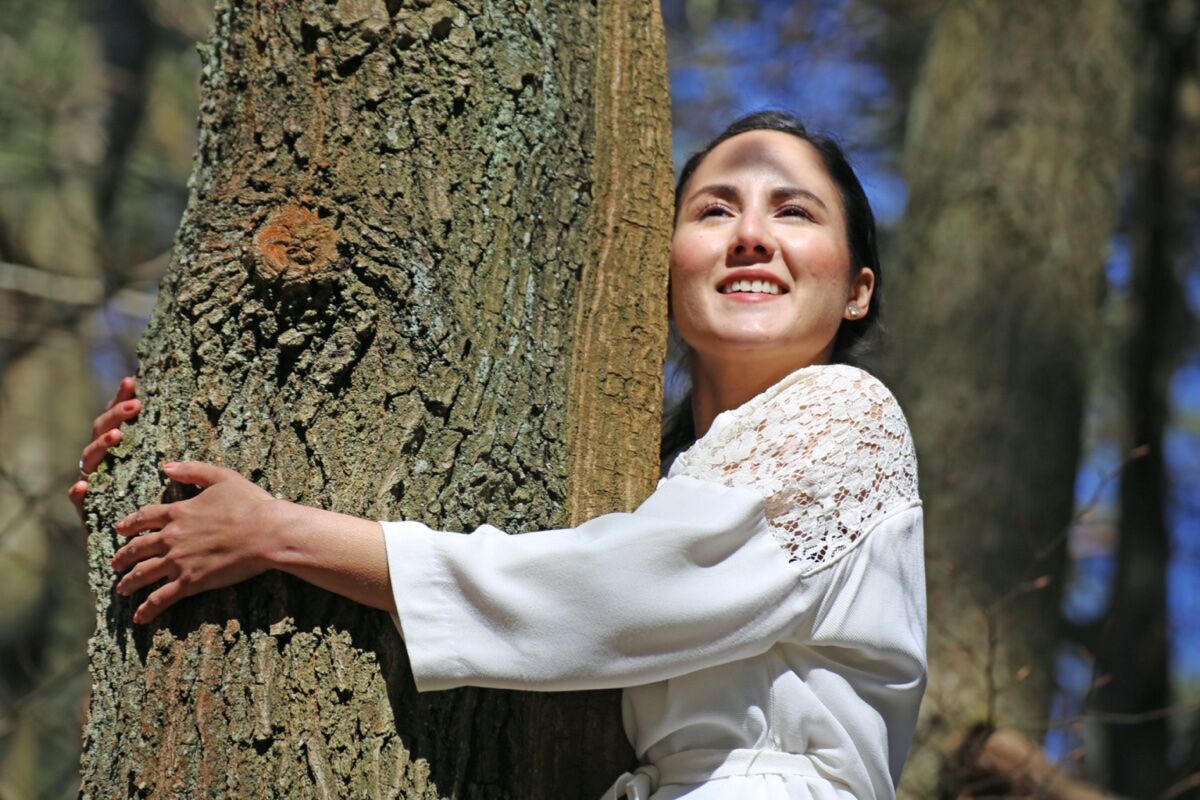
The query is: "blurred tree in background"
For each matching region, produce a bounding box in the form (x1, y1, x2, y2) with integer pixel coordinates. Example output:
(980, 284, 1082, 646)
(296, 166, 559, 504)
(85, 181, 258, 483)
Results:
(888, 1, 1140, 793)
(1089, 3, 1198, 796)
(0, 1, 207, 797)
(3, 0, 1200, 797)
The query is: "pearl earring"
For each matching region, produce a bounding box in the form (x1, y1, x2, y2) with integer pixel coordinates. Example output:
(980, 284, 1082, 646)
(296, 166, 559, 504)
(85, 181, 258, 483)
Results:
(847, 305, 860, 317)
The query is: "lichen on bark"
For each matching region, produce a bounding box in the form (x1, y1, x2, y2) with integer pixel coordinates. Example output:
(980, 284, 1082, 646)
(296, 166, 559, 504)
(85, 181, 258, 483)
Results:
(81, 1, 672, 797)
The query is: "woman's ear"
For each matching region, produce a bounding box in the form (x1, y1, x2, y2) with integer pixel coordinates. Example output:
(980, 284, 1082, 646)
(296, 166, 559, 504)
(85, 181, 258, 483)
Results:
(844, 267, 875, 320)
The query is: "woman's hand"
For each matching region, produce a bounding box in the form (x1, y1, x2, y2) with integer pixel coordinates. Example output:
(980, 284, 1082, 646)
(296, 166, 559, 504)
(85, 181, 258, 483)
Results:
(70, 376, 142, 520)
(111, 461, 394, 622)
(111, 461, 282, 624)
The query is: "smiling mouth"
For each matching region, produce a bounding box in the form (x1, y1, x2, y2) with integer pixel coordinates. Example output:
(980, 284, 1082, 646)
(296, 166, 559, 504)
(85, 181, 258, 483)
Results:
(719, 279, 786, 295)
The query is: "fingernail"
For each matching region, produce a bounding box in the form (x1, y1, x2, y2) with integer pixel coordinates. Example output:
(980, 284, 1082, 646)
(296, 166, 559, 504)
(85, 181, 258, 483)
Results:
(164, 461, 180, 470)
(123, 401, 138, 412)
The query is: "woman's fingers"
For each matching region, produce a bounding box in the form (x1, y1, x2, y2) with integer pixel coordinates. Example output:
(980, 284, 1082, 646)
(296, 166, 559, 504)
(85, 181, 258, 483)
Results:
(106, 376, 138, 411)
(74, 379, 140, 521)
(82, 378, 141, 472)
(115, 556, 175, 597)
(134, 580, 186, 625)
(80, 428, 123, 475)
(162, 461, 233, 488)
(117, 503, 176, 536)
(69, 480, 88, 519)
(89, 398, 141, 442)
(111, 531, 166, 573)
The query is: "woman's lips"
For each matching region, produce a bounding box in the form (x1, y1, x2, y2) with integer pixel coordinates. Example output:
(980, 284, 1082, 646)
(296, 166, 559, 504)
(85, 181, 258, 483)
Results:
(721, 290, 782, 303)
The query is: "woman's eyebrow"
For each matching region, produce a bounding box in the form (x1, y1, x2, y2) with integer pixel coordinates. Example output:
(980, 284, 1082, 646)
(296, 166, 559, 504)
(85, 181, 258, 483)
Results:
(689, 184, 740, 203)
(687, 184, 829, 212)
(771, 186, 828, 211)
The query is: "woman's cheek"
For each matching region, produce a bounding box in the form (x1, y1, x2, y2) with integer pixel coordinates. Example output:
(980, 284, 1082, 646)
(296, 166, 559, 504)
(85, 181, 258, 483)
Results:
(671, 296, 709, 348)
(668, 265, 707, 320)
(781, 230, 848, 278)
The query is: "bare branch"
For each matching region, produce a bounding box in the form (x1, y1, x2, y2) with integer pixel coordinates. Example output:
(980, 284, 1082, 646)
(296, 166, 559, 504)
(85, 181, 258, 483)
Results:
(0, 258, 159, 314)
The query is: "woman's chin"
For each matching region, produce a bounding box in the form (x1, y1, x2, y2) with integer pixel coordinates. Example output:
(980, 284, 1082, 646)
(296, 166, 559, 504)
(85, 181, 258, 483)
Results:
(699, 336, 812, 364)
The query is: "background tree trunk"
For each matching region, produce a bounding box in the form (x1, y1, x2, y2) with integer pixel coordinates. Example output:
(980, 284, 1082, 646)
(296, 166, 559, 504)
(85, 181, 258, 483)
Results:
(80, 1, 673, 797)
(883, 2, 1140, 794)
(1094, 1, 1197, 794)
(0, 334, 95, 799)
(0, 1, 157, 794)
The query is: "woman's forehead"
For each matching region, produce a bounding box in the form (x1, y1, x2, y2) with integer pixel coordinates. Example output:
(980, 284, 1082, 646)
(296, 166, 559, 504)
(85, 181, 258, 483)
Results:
(697, 131, 827, 186)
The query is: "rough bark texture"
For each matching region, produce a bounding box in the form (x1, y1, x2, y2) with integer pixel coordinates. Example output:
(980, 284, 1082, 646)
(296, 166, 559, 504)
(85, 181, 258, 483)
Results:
(80, 1, 673, 797)
(883, 1, 1140, 793)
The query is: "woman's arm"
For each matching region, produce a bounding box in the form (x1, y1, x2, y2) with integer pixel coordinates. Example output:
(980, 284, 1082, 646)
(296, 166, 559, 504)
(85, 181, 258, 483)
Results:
(269, 498, 393, 613)
(112, 464, 812, 691)
(111, 366, 923, 694)
(381, 476, 808, 691)
(111, 461, 394, 623)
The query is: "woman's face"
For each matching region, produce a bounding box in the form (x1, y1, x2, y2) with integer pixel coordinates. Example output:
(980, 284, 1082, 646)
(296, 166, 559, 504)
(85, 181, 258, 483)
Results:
(670, 130, 873, 372)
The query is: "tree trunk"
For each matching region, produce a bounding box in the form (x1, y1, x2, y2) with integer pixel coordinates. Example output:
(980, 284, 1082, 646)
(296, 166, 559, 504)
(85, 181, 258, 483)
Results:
(80, 1, 673, 797)
(1095, 1, 1197, 793)
(882, 1, 1140, 793)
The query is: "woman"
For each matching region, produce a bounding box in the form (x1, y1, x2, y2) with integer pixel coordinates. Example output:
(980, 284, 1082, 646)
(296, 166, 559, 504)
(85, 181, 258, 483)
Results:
(71, 112, 926, 799)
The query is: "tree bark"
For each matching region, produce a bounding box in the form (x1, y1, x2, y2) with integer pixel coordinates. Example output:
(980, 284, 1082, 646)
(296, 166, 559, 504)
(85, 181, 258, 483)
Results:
(882, 1, 1140, 793)
(80, 1, 673, 797)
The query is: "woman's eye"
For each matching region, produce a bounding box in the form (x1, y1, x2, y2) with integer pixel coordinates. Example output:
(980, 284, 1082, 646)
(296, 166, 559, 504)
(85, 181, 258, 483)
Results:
(699, 204, 732, 219)
(778, 205, 813, 220)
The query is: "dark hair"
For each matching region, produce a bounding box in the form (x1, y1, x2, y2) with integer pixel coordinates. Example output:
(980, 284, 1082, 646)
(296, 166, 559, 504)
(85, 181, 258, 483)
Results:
(662, 111, 884, 470)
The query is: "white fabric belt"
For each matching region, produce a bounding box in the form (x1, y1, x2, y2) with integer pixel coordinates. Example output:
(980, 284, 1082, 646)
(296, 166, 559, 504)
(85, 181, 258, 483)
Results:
(601, 748, 824, 800)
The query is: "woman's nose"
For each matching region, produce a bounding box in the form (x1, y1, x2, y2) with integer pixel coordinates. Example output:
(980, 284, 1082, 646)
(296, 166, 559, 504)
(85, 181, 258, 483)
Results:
(728, 213, 776, 262)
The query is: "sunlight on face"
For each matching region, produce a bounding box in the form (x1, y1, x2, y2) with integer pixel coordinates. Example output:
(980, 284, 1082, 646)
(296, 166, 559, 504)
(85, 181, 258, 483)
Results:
(669, 130, 871, 375)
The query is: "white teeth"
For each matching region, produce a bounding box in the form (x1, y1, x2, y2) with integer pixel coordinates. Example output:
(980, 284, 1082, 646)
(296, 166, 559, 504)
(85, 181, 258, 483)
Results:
(723, 279, 782, 295)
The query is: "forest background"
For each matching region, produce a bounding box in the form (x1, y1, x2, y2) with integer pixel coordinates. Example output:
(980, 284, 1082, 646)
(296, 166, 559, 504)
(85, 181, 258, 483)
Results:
(1, 0, 1199, 798)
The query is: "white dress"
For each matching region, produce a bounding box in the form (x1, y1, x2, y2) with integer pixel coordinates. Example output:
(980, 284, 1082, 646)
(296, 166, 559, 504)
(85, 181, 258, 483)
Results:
(381, 364, 926, 799)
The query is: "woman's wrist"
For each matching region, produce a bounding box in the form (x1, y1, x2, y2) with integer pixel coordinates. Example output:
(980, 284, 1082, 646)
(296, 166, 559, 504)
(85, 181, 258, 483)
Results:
(259, 497, 311, 575)
(256, 498, 395, 612)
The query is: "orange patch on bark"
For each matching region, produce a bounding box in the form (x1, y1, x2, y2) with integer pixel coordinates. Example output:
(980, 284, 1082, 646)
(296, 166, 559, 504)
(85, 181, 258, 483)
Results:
(255, 206, 338, 279)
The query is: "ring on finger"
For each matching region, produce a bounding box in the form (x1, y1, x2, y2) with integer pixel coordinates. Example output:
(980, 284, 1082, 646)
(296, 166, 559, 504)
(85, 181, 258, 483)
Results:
(79, 458, 90, 480)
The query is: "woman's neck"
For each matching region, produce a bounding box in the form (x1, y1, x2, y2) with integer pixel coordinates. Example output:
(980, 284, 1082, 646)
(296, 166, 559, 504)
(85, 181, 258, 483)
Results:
(689, 351, 830, 437)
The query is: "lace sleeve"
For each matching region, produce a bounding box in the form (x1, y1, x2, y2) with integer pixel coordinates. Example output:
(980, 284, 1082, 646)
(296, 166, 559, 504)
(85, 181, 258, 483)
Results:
(671, 365, 920, 575)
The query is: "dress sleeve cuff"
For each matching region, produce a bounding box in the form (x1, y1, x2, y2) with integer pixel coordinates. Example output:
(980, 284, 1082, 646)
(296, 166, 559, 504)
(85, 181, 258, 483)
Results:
(379, 519, 469, 691)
